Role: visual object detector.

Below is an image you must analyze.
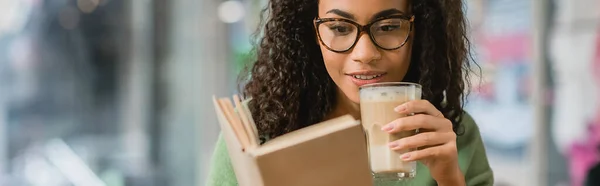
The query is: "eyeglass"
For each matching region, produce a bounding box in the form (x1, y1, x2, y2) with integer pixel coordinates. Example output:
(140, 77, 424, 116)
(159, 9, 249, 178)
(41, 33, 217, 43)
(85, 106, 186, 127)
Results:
(314, 15, 414, 53)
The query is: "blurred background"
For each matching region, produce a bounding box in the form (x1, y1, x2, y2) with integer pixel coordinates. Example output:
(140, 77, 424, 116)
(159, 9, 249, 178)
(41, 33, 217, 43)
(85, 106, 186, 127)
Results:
(0, 0, 598, 186)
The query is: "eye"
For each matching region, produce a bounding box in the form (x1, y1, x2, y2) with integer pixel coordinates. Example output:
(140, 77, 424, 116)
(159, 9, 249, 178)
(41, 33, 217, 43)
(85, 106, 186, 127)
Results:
(372, 19, 404, 33)
(378, 25, 400, 32)
(325, 22, 355, 36)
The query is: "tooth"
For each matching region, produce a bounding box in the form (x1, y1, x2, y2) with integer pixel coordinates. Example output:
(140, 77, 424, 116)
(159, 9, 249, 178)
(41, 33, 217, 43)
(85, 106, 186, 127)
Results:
(353, 75, 381, 80)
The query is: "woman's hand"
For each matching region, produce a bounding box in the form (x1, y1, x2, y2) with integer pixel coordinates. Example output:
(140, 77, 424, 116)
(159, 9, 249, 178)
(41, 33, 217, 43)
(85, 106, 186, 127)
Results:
(381, 100, 465, 185)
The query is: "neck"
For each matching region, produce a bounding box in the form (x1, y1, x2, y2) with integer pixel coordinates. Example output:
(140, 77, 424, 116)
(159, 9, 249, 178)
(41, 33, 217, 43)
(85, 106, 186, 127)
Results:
(325, 89, 361, 120)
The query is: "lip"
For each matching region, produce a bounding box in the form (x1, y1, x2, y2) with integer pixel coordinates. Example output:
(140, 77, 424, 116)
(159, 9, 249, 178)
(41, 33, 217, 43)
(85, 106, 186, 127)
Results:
(346, 71, 387, 87)
(346, 71, 386, 76)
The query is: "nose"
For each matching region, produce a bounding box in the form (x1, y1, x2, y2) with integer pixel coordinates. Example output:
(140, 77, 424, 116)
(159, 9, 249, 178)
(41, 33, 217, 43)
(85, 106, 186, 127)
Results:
(350, 33, 381, 64)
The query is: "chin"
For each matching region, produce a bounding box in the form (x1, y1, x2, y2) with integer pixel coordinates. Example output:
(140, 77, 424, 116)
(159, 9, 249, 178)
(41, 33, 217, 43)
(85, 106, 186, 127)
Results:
(339, 86, 361, 104)
(348, 93, 360, 104)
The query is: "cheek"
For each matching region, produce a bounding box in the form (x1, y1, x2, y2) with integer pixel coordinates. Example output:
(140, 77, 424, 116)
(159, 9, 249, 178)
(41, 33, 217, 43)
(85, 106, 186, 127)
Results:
(320, 46, 361, 103)
(321, 47, 345, 80)
(384, 39, 414, 81)
(386, 52, 412, 80)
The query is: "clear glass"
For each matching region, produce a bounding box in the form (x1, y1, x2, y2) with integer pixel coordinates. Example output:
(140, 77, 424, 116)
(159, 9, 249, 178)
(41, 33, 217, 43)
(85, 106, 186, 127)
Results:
(359, 82, 422, 181)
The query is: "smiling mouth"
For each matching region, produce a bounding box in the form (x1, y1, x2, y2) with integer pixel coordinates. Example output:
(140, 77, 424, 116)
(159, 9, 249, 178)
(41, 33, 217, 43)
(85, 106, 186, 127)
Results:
(351, 74, 384, 80)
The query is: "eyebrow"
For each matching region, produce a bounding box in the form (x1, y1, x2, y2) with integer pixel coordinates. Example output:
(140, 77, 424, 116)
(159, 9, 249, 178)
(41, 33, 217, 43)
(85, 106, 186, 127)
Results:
(326, 9, 355, 20)
(325, 8, 405, 21)
(371, 9, 404, 20)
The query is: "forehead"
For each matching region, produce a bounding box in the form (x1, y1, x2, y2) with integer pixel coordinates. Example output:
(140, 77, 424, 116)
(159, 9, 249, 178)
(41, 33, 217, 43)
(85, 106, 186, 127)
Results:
(318, 0, 409, 22)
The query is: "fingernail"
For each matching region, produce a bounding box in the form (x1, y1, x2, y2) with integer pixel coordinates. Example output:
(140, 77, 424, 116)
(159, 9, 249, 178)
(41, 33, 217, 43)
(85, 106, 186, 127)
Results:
(389, 142, 399, 148)
(381, 125, 393, 132)
(401, 153, 411, 160)
(394, 105, 406, 112)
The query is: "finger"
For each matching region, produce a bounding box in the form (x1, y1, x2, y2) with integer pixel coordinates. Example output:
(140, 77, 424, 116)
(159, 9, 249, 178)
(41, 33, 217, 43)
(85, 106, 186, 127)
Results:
(382, 114, 452, 133)
(400, 143, 456, 161)
(394, 100, 444, 118)
(389, 131, 456, 151)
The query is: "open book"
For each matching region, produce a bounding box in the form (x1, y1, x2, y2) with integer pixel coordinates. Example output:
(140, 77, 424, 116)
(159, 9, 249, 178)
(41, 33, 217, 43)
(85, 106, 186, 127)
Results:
(213, 95, 373, 186)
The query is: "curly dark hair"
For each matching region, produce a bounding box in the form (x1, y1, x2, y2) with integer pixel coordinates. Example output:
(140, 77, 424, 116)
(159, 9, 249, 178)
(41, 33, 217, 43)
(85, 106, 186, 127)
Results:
(241, 0, 472, 139)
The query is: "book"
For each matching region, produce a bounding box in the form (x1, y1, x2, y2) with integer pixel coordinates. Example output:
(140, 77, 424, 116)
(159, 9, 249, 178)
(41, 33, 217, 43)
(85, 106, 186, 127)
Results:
(213, 95, 373, 186)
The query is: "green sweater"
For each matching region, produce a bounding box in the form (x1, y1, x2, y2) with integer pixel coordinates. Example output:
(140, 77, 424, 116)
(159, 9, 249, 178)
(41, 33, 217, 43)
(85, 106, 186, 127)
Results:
(206, 113, 494, 186)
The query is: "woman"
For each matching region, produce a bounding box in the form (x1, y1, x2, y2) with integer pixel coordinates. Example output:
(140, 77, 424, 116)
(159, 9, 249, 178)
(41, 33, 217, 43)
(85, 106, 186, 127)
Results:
(207, 0, 494, 185)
